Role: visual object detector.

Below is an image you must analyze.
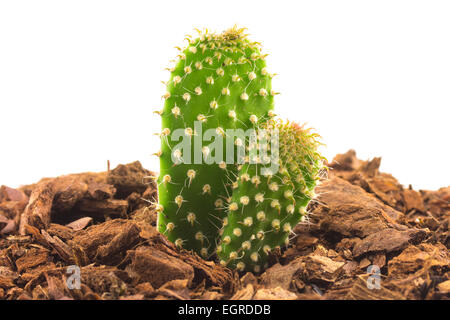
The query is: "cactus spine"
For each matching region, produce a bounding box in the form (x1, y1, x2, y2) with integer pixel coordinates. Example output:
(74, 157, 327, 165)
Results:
(217, 119, 325, 272)
(156, 26, 275, 257)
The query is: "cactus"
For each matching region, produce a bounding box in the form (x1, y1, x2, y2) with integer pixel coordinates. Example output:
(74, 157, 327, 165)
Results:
(216, 119, 325, 273)
(156, 26, 275, 257)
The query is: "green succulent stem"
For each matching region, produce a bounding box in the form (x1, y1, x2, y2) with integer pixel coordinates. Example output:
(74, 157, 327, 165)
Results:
(156, 26, 275, 257)
(217, 119, 325, 272)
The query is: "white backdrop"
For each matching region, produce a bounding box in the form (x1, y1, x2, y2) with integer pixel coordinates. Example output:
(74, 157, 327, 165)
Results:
(0, 0, 449, 190)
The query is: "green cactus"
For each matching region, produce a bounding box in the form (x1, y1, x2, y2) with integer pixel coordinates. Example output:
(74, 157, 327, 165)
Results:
(217, 119, 325, 273)
(156, 26, 276, 257)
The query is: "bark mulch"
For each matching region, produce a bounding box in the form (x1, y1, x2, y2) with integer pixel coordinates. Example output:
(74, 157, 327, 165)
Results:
(0, 152, 448, 300)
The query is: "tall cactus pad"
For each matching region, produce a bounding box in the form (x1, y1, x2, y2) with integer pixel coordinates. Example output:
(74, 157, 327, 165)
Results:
(157, 27, 275, 257)
(217, 119, 325, 272)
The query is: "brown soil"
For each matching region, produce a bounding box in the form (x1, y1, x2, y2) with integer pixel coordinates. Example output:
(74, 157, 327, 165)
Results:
(0, 152, 448, 300)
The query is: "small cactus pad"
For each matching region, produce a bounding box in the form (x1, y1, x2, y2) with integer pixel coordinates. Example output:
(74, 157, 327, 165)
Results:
(217, 119, 325, 272)
(156, 26, 275, 257)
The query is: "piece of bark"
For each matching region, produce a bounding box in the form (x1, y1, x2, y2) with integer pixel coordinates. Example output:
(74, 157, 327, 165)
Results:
(197, 291, 224, 300)
(76, 199, 128, 217)
(126, 246, 194, 289)
(119, 294, 144, 300)
(437, 280, 450, 294)
(342, 261, 359, 276)
(45, 274, 73, 300)
(0, 190, 28, 232)
(362, 174, 404, 209)
(0, 214, 9, 230)
(353, 228, 427, 258)
(0, 186, 28, 203)
(359, 157, 381, 178)
(79, 265, 129, 299)
(260, 258, 303, 290)
(15, 248, 49, 273)
(302, 255, 345, 285)
(106, 161, 155, 198)
(312, 178, 404, 241)
(230, 284, 254, 300)
(66, 217, 93, 231)
(52, 177, 88, 212)
(87, 182, 116, 200)
(0, 267, 19, 291)
(0, 200, 27, 221)
(41, 229, 74, 263)
(359, 258, 371, 269)
(22, 224, 49, 249)
(402, 189, 425, 212)
(372, 253, 387, 268)
(387, 243, 449, 278)
(0, 276, 17, 290)
(95, 222, 141, 265)
(70, 219, 141, 264)
(421, 187, 450, 218)
(19, 181, 55, 235)
(156, 279, 191, 300)
(19, 175, 90, 234)
(345, 275, 405, 300)
(328, 151, 409, 212)
(135, 220, 159, 241)
(134, 282, 155, 297)
(18, 172, 119, 234)
(131, 206, 157, 226)
(294, 234, 318, 251)
(0, 217, 16, 235)
(327, 150, 360, 171)
(253, 287, 298, 300)
(138, 234, 233, 291)
(47, 223, 75, 242)
(420, 215, 440, 231)
(178, 252, 233, 291)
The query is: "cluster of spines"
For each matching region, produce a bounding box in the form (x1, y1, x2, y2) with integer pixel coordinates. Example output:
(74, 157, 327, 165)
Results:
(156, 26, 276, 257)
(217, 119, 325, 272)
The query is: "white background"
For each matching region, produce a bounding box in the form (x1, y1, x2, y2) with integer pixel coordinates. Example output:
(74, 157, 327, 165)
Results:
(0, 0, 449, 190)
